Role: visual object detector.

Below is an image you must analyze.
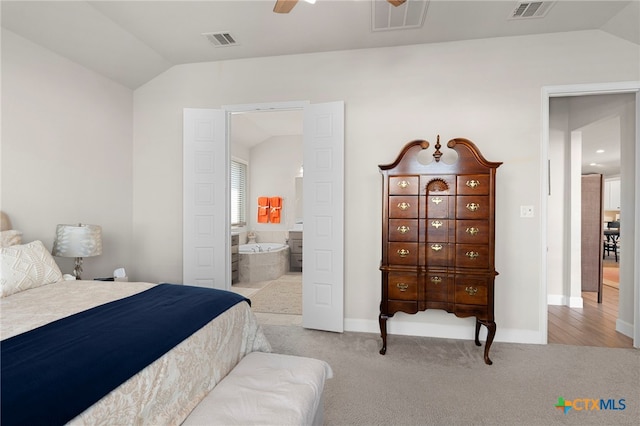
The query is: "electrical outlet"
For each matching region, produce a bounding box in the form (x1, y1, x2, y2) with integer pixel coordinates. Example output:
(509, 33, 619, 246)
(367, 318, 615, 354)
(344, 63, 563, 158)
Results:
(520, 205, 534, 218)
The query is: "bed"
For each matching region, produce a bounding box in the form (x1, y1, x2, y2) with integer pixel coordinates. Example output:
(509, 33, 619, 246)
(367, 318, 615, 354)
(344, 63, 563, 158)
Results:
(0, 215, 272, 425)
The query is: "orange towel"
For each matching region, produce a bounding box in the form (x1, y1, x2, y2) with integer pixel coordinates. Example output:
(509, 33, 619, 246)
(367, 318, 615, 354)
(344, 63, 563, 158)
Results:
(269, 196, 282, 224)
(257, 197, 270, 223)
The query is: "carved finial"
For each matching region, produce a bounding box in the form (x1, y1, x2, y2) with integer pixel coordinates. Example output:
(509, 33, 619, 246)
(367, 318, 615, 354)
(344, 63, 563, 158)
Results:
(433, 135, 442, 162)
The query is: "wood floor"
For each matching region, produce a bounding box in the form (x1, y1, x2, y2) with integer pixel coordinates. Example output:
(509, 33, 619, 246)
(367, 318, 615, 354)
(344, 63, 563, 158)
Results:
(548, 277, 633, 348)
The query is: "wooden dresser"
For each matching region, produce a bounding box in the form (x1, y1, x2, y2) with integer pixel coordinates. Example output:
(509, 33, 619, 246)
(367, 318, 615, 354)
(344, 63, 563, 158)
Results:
(378, 137, 502, 364)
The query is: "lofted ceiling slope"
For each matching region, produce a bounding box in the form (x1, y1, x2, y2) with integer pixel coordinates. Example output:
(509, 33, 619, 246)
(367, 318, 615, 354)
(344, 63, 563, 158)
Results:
(1, 1, 638, 89)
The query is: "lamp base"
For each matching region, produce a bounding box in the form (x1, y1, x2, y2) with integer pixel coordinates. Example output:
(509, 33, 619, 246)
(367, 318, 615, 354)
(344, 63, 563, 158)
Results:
(73, 257, 84, 280)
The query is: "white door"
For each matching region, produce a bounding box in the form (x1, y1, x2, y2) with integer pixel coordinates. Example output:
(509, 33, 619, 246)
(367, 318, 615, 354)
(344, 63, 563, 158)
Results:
(302, 101, 345, 332)
(183, 108, 229, 290)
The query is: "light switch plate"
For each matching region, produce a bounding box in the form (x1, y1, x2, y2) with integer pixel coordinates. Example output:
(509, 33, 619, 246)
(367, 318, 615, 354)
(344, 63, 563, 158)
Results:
(520, 205, 534, 218)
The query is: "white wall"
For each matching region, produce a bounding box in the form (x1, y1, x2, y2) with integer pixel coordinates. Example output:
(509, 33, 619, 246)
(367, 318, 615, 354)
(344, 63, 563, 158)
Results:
(131, 30, 638, 343)
(5, 26, 636, 343)
(1, 29, 134, 279)
(249, 135, 303, 241)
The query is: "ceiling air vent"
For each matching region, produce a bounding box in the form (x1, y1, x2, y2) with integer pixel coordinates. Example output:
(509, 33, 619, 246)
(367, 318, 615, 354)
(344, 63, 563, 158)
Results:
(202, 32, 238, 47)
(372, 0, 429, 32)
(508, 1, 555, 20)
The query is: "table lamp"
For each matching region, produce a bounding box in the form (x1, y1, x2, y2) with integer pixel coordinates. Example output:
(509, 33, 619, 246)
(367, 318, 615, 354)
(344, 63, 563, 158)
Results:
(52, 224, 102, 280)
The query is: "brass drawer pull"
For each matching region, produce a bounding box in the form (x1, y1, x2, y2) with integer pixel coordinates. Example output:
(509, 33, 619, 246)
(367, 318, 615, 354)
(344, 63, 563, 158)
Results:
(430, 276, 442, 284)
(466, 180, 480, 189)
(465, 251, 479, 259)
(396, 283, 409, 292)
(466, 203, 480, 212)
(397, 180, 410, 189)
(466, 227, 479, 236)
(431, 244, 443, 252)
(431, 197, 443, 205)
(431, 220, 443, 229)
(397, 225, 410, 234)
(397, 248, 410, 257)
(397, 202, 410, 211)
(465, 286, 478, 296)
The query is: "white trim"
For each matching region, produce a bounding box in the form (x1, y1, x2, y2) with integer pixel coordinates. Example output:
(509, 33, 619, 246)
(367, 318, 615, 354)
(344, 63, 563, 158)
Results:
(569, 296, 584, 309)
(634, 91, 640, 345)
(547, 294, 565, 306)
(542, 81, 640, 348)
(344, 318, 543, 345)
(616, 318, 634, 338)
(223, 100, 310, 113)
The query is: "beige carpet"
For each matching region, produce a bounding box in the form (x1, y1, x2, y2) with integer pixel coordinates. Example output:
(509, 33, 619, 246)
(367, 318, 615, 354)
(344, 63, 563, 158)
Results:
(249, 278, 302, 315)
(263, 325, 640, 425)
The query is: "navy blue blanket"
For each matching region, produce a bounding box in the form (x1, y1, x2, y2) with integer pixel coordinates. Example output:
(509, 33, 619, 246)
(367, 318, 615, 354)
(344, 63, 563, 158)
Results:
(1, 283, 249, 426)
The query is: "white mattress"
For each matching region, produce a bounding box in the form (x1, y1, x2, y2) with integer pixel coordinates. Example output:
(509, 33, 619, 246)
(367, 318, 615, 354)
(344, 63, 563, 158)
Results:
(0, 280, 272, 425)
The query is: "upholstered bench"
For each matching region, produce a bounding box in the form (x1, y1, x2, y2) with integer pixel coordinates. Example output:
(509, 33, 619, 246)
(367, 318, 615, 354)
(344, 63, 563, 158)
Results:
(182, 352, 333, 425)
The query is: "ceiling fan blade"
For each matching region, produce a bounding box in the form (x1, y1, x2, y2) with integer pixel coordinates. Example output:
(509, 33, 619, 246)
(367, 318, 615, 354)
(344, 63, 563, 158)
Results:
(387, 0, 407, 6)
(274, 0, 299, 14)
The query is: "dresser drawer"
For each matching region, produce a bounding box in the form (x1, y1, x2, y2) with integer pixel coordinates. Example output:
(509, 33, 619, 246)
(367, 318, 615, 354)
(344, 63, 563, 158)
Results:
(389, 176, 419, 195)
(455, 277, 488, 305)
(389, 196, 418, 218)
(457, 174, 490, 195)
(388, 242, 419, 265)
(456, 195, 489, 219)
(424, 194, 451, 218)
(425, 219, 453, 242)
(387, 272, 419, 300)
(389, 219, 418, 242)
(455, 244, 490, 269)
(425, 242, 452, 267)
(425, 272, 451, 302)
(456, 220, 489, 244)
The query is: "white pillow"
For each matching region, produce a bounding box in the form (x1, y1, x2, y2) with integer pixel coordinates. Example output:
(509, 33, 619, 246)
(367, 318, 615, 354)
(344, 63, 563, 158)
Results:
(0, 240, 63, 298)
(1, 230, 23, 248)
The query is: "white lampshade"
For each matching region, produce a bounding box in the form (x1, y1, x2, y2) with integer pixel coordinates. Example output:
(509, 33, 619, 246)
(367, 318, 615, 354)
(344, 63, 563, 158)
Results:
(52, 224, 102, 258)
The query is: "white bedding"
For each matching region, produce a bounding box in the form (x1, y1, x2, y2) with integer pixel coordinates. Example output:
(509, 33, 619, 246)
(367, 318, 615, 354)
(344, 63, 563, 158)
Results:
(0, 280, 272, 425)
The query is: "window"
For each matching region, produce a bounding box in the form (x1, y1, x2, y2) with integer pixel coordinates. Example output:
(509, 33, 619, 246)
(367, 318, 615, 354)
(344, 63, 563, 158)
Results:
(231, 159, 247, 227)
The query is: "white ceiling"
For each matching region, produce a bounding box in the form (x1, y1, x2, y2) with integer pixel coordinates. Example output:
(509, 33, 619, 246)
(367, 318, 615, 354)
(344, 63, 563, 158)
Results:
(580, 116, 623, 177)
(2, 0, 636, 168)
(230, 110, 304, 148)
(2, 1, 638, 90)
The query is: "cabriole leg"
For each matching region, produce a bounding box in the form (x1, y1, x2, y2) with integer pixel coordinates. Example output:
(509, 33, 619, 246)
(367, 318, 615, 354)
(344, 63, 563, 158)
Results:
(379, 313, 388, 355)
(476, 319, 496, 365)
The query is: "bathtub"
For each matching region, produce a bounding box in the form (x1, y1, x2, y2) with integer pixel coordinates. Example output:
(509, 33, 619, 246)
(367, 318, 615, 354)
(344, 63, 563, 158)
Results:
(238, 243, 289, 283)
(239, 243, 287, 254)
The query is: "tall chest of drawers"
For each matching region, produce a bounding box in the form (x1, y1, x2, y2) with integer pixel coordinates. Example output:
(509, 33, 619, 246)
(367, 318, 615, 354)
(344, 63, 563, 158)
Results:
(378, 137, 502, 364)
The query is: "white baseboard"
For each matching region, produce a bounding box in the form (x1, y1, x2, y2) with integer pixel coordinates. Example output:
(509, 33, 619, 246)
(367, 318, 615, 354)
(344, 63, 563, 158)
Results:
(616, 318, 634, 338)
(547, 294, 565, 305)
(569, 296, 583, 308)
(344, 317, 544, 345)
(547, 294, 583, 308)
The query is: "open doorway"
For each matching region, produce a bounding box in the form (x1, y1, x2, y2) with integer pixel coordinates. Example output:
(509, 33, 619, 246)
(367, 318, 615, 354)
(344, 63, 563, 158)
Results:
(228, 109, 304, 326)
(183, 101, 345, 332)
(546, 91, 637, 348)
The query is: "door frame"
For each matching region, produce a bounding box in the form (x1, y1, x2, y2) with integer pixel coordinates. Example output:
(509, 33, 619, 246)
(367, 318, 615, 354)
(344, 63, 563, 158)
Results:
(224, 100, 345, 331)
(541, 81, 640, 347)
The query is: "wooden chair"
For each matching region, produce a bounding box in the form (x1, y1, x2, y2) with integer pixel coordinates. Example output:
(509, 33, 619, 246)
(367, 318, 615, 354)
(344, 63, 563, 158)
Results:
(603, 221, 620, 262)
